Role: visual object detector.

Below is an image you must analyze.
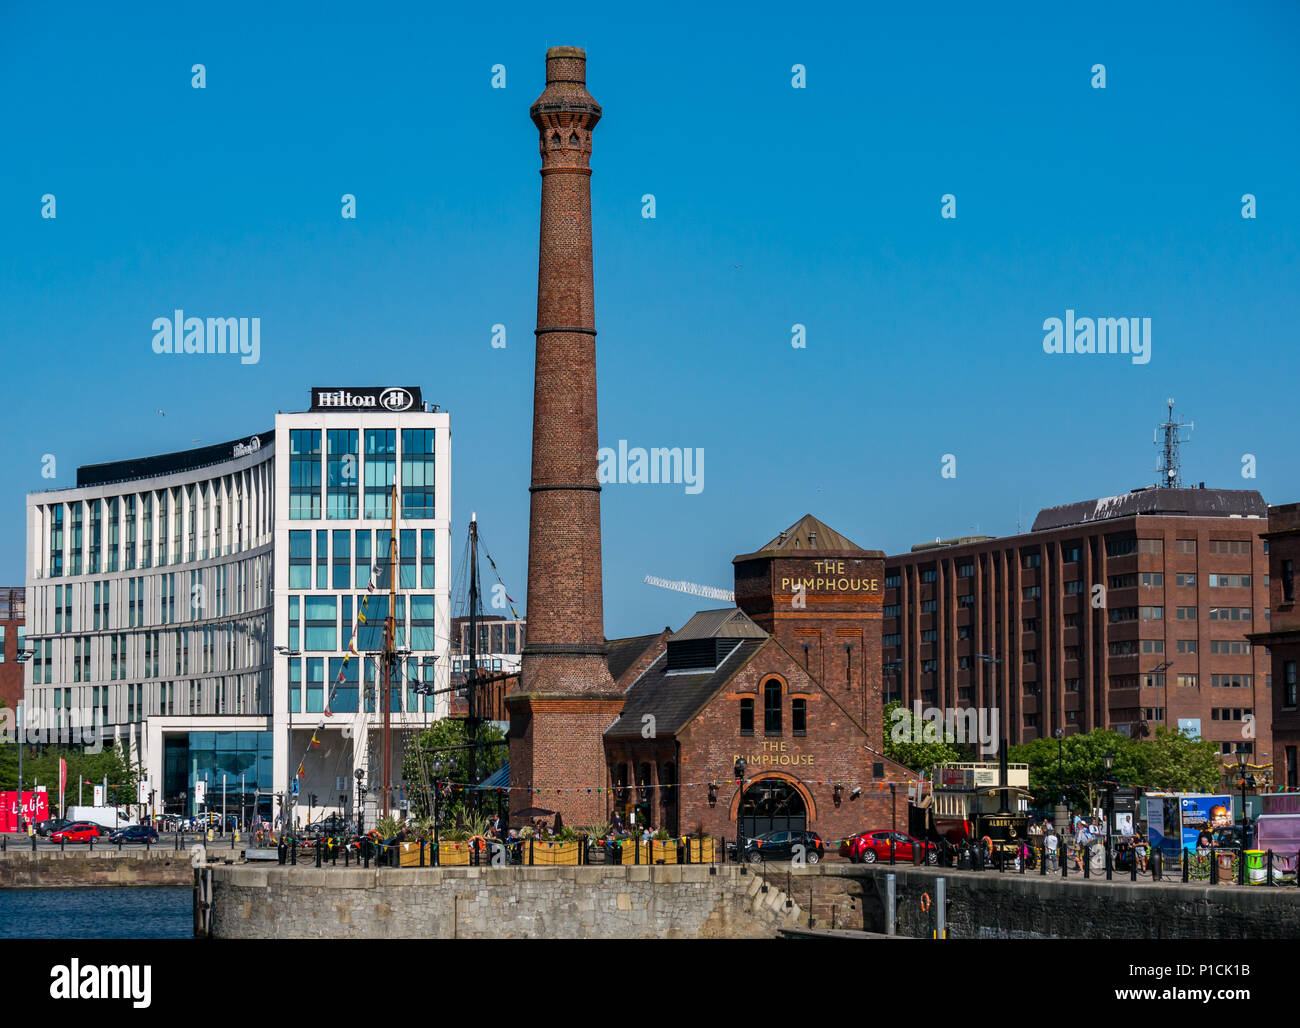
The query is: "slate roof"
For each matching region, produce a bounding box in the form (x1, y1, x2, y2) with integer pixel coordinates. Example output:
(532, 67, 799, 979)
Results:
(753, 514, 865, 552)
(669, 608, 766, 641)
(605, 632, 667, 683)
(1031, 488, 1267, 532)
(604, 638, 766, 739)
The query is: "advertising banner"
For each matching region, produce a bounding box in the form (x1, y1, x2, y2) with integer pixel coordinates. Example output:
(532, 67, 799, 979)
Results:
(1179, 794, 1233, 852)
(0, 791, 51, 833)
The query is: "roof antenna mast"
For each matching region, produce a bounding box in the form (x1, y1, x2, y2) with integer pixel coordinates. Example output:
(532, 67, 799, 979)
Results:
(1154, 398, 1194, 489)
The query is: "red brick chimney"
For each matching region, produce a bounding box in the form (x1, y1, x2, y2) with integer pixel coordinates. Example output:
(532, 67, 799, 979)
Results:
(507, 47, 622, 826)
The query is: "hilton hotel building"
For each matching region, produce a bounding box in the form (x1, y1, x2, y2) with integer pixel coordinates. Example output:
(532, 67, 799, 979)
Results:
(883, 486, 1273, 762)
(23, 387, 451, 821)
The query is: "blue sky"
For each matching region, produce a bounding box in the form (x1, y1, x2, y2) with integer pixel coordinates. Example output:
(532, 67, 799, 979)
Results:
(2, 1, 1297, 639)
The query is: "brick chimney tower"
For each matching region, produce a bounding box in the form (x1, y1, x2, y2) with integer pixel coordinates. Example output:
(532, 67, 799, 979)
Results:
(507, 47, 622, 826)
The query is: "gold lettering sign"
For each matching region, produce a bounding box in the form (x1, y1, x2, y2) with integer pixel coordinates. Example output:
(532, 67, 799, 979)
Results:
(734, 751, 816, 767)
(779, 561, 880, 594)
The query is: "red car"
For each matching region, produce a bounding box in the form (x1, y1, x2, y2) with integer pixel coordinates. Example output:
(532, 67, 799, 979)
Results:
(49, 822, 102, 843)
(842, 829, 938, 864)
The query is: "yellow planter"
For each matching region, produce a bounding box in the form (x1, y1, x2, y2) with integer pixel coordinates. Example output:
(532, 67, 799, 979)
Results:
(531, 840, 581, 866)
(398, 841, 433, 867)
(687, 838, 716, 863)
(437, 842, 471, 866)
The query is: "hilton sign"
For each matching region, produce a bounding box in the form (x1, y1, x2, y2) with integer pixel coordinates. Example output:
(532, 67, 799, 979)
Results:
(309, 387, 422, 413)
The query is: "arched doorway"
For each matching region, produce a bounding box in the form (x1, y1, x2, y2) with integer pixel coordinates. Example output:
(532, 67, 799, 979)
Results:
(740, 778, 807, 837)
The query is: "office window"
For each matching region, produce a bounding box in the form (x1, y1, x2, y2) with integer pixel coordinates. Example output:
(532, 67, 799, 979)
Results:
(1109, 574, 1138, 589)
(1064, 580, 1084, 595)
(763, 679, 782, 734)
(289, 531, 311, 589)
(1208, 607, 1250, 622)
(1177, 639, 1197, 654)
(1106, 537, 1138, 558)
(1138, 539, 1163, 555)
(957, 625, 972, 640)
(884, 573, 901, 588)
(1023, 649, 1039, 664)
(1176, 539, 1197, 554)
(88, 500, 102, 574)
(289, 658, 302, 713)
(288, 596, 300, 653)
(50, 504, 65, 577)
(957, 563, 975, 577)
(329, 657, 359, 714)
(306, 658, 324, 714)
(141, 493, 153, 568)
(326, 429, 359, 519)
(1208, 540, 1250, 556)
(920, 568, 937, 584)
(1177, 674, 1198, 688)
(332, 531, 351, 589)
(1109, 640, 1138, 656)
(1176, 606, 1197, 620)
(401, 428, 437, 519)
(883, 604, 901, 618)
(1063, 544, 1082, 563)
(958, 594, 976, 608)
(68, 502, 83, 576)
(1022, 552, 1041, 569)
(1141, 572, 1163, 587)
(124, 494, 136, 570)
(1064, 613, 1082, 628)
(355, 530, 372, 588)
(304, 596, 338, 651)
(1211, 674, 1252, 688)
(883, 633, 901, 647)
(421, 530, 436, 589)
(921, 629, 938, 643)
(921, 659, 938, 673)
(156, 492, 167, 566)
(1023, 586, 1041, 600)
(1065, 646, 1081, 660)
(1141, 639, 1164, 654)
(1210, 640, 1251, 655)
(316, 531, 328, 589)
(921, 599, 937, 613)
(289, 430, 322, 519)
(400, 530, 416, 589)
(1208, 574, 1251, 589)
(364, 430, 396, 519)
(1140, 606, 1164, 621)
(1285, 661, 1297, 709)
(1284, 560, 1295, 603)
(1110, 606, 1139, 623)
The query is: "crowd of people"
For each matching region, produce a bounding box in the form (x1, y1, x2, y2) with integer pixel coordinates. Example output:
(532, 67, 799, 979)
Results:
(1024, 815, 1150, 872)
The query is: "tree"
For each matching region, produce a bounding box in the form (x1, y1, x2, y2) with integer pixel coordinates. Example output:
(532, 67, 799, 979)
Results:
(401, 719, 506, 825)
(881, 700, 970, 772)
(0, 742, 142, 814)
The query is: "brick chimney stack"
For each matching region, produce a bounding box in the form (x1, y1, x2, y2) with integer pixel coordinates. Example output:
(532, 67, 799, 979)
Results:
(507, 47, 621, 826)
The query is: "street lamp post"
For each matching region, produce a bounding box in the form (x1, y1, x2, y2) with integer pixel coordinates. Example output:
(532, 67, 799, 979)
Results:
(431, 758, 444, 858)
(1147, 660, 1173, 730)
(1103, 751, 1115, 878)
(354, 768, 366, 838)
(734, 757, 747, 867)
(1237, 748, 1253, 884)
(15, 647, 35, 834)
(274, 645, 301, 839)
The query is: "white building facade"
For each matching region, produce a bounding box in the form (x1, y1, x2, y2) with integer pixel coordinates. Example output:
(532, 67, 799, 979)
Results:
(24, 386, 450, 825)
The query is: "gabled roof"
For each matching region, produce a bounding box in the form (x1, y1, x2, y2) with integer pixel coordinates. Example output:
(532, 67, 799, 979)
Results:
(605, 632, 668, 683)
(669, 608, 767, 641)
(752, 514, 865, 553)
(604, 638, 766, 739)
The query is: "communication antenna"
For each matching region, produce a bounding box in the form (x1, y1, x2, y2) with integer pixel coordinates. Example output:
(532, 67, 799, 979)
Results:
(1154, 398, 1194, 489)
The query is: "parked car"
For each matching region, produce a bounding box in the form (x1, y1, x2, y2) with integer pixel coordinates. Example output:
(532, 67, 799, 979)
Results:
(844, 829, 939, 865)
(49, 822, 103, 843)
(108, 825, 160, 844)
(742, 829, 824, 864)
(1211, 825, 1255, 850)
(34, 818, 72, 838)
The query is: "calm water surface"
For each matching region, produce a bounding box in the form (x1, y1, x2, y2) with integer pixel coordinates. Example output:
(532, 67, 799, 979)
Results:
(0, 887, 192, 939)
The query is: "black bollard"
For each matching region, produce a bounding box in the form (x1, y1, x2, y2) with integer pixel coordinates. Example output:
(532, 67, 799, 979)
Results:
(1105, 841, 1112, 881)
(291, 840, 297, 865)
(1083, 846, 1090, 879)
(278, 840, 286, 865)
(420, 840, 425, 868)
(61, 837, 66, 852)
(344, 847, 350, 867)
(364, 845, 370, 869)
(890, 838, 895, 866)
(315, 843, 322, 868)
(1211, 854, 1219, 886)
(1040, 846, 1046, 876)
(1131, 848, 1137, 882)
(1182, 851, 1189, 883)
(32, 835, 37, 852)
(1061, 846, 1068, 877)
(1267, 849, 1273, 886)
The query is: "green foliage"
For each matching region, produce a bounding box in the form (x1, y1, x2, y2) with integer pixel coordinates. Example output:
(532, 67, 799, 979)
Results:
(401, 718, 506, 826)
(374, 814, 403, 840)
(0, 742, 141, 812)
(1008, 725, 1221, 810)
(881, 700, 970, 771)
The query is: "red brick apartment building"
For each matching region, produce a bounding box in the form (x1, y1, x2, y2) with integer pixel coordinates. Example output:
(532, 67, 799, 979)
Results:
(0, 587, 25, 731)
(1248, 503, 1300, 789)
(882, 487, 1272, 757)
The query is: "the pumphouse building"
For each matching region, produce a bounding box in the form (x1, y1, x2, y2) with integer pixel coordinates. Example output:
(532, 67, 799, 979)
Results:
(600, 515, 912, 841)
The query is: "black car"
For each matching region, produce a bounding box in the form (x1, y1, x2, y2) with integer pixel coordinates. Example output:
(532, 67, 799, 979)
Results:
(1211, 825, 1255, 850)
(742, 829, 825, 865)
(108, 825, 160, 844)
(34, 818, 72, 838)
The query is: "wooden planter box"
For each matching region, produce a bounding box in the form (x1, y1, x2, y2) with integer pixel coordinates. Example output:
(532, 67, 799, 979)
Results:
(437, 842, 472, 866)
(686, 838, 716, 863)
(530, 840, 581, 866)
(398, 841, 432, 867)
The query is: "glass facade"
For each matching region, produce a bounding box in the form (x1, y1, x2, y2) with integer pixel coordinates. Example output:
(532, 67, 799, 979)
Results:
(364, 430, 396, 519)
(289, 429, 322, 519)
(164, 732, 275, 816)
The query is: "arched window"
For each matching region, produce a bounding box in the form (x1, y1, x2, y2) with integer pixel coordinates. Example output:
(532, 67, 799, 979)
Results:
(764, 679, 782, 734)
